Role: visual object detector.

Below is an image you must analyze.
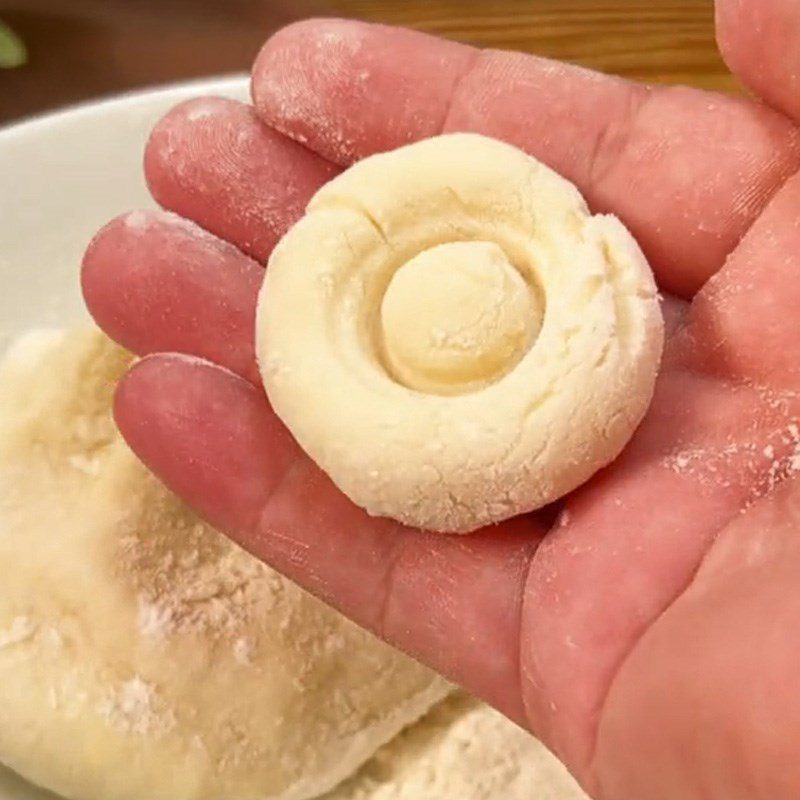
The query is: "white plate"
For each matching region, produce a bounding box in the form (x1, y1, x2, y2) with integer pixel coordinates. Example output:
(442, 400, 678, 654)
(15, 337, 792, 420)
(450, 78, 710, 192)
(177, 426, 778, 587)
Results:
(0, 74, 249, 800)
(0, 74, 249, 350)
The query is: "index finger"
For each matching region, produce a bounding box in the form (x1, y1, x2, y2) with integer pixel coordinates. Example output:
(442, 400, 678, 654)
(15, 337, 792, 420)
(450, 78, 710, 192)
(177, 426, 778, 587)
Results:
(251, 18, 800, 297)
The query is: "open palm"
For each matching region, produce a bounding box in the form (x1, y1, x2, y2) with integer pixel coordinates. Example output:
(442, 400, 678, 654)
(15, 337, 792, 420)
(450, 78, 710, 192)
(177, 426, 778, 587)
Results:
(82, 1, 800, 797)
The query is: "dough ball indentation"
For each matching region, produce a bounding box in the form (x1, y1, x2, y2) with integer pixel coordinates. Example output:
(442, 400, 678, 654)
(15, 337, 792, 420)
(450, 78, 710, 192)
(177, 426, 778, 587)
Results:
(380, 241, 542, 395)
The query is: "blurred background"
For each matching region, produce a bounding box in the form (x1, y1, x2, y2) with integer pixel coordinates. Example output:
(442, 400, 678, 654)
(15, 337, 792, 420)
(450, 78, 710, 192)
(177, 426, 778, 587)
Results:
(1, 0, 735, 125)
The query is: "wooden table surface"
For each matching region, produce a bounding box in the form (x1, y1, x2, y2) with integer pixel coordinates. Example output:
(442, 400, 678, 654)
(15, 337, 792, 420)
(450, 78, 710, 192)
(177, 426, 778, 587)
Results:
(0, 0, 734, 125)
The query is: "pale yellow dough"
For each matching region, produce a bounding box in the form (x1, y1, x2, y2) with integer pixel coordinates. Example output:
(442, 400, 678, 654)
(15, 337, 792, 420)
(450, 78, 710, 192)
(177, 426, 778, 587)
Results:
(0, 327, 590, 800)
(0, 328, 449, 800)
(324, 693, 589, 800)
(0, 692, 591, 800)
(257, 133, 664, 533)
(380, 241, 542, 395)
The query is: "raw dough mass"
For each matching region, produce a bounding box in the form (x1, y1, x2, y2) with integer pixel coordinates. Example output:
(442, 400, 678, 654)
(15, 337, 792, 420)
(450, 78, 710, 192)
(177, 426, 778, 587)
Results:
(0, 691, 590, 800)
(0, 327, 589, 800)
(257, 133, 664, 533)
(323, 693, 588, 800)
(0, 327, 449, 800)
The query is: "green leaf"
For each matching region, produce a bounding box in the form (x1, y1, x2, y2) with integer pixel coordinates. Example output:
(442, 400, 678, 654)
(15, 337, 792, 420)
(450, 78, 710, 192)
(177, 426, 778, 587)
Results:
(0, 20, 26, 69)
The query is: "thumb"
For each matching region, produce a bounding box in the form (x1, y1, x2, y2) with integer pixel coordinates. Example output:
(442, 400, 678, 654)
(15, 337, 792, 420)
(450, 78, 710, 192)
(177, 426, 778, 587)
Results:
(716, 0, 800, 123)
(593, 475, 800, 799)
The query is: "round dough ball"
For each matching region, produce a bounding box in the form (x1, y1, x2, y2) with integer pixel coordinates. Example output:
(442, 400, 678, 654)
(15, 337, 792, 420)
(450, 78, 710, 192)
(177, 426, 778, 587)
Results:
(380, 241, 541, 395)
(0, 327, 449, 800)
(257, 133, 664, 533)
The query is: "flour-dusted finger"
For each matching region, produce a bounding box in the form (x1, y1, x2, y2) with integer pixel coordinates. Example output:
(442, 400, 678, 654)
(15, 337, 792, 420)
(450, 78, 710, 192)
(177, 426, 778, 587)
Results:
(82, 209, 262, 383)
(252, 18, 800, 296)
(114, 352, 548, 725)
(717, 0, 800, 123)
(145, 97, 339, 262)
(686, 171, 800, 391)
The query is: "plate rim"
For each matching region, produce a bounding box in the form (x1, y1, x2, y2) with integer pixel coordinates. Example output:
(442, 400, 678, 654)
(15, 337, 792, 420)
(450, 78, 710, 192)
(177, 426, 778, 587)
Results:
(0, 73, 250, 140)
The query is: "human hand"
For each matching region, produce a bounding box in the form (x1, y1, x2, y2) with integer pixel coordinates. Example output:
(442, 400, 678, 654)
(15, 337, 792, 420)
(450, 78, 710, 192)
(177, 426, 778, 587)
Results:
(81, 2, 800, 797)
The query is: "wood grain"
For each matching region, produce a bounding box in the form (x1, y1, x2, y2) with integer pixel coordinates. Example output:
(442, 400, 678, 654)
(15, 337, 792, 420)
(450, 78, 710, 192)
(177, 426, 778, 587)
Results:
(0, 0, 735, 124)
(335, 0, 736, 90)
